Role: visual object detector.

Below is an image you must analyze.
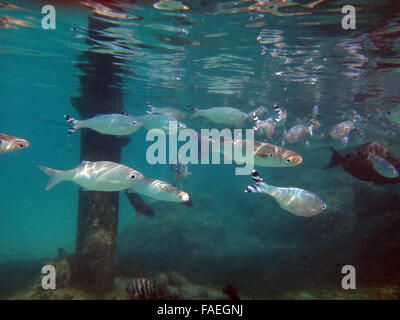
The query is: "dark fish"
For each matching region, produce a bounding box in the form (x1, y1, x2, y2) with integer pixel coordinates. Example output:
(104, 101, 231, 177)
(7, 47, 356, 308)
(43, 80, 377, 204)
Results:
(125, 190, 155, 217)
(126, 278, 156, 299)
(325, 142, 400, 184)
(222, 285, 241, 300)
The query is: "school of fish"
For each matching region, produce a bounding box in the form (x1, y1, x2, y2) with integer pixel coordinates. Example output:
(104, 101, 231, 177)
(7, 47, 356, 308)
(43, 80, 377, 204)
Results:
(3, 99, 400, 219)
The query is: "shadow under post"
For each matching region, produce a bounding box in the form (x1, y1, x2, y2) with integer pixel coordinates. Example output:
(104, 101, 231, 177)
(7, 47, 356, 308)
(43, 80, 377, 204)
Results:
(70, 15, 127, 294)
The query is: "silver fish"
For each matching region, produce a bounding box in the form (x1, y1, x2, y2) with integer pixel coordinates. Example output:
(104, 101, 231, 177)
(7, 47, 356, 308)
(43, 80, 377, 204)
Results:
(146, 102, 186, 121)
(251, 106, 268, 119)
(273, 105, 287, 127)
(252, 112, 275, 138)
(245, 170, 327, 217)
(64, 113, 142, 136)
(170, 159, 191, 186)
(329, 121, 355, 142)
(219, 138, 303, 167)
(188, 105, 249, 127)
(284, 124, 313, 144)
(0, 133, 29, 154)
(137, 113, 186, 135)
(368, 155, 399, 178)
(38, 160, 143, 191)
(312, 105, 319, 118)
(127, 177, 190, 203)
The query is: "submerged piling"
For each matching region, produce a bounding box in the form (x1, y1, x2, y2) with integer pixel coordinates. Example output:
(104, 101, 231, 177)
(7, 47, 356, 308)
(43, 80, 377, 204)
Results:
(70, 15, 125, 293)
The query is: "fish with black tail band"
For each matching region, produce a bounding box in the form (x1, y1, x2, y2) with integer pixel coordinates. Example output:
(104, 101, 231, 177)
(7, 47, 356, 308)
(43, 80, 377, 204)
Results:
(0, 133, 29, 154)
(188, 104, 249, 127)
(273, 105, 287, 127)
(38, 161, 143, 191)
(125, 190, 155, 218)
(252, 112, 275, 138)
(245, 170, 327, 217)
(126, 278, 156, 299)
(64, 113, 142, 136)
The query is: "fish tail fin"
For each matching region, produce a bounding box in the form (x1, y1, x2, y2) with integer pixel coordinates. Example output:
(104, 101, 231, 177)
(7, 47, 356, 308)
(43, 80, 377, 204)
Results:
(273, 105, 284, 124)
(252, 112, 259, 131)
(244, 170, 265, 193)
(146, 102, 155, 114)
(64, 114, 79, 135)
(308, 124, 314, 136)
(38, 166, 63, 190)
(325, 146, 344, 169)
(188, 104, 198, 119)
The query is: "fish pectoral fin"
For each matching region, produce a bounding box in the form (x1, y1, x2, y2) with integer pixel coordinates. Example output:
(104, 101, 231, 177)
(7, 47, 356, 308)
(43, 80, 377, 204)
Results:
(126, 188, 135, 193)
(136, 211, 142, 218)
(80, 187, 90, 192)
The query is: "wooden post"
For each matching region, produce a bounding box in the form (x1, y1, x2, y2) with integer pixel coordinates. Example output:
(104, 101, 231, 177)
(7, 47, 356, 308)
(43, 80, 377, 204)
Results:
(70, 15, 126, 294)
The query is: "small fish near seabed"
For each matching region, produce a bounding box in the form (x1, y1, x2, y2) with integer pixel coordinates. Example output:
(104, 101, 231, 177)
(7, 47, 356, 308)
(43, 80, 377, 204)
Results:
(125, 190, 155, 218)
(245, 170, 327, 217)
(146, 102, 186, 121)
(64, 113, 142, 136)
(127, 177, 192, 207)
(0, 133, 29, 154)
(188, 105, 249, 127)
(126, 278, 157, 300)
(38, 161, 144, 191)
(222, 285, 241, 300)
(219, 138, 303, 167)
(326, 141, 400, 184)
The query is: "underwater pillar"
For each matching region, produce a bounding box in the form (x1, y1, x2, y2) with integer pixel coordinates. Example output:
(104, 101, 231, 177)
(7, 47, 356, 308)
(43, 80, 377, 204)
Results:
(70, 15, 125, 294)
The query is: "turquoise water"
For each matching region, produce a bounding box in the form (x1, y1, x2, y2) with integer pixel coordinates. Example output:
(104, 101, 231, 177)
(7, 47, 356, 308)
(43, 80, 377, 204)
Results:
(1, 0, 400, 299)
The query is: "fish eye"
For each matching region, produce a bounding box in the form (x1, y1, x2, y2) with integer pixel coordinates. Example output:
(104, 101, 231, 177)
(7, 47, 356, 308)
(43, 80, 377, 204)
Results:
(132, 121, 137, 125)
(285, 158, 292, 163)
(387, 111, 391, 115)
(17, 143, 24, 148)
(130, 173, 136, 179)
(322, 203, 327, 210)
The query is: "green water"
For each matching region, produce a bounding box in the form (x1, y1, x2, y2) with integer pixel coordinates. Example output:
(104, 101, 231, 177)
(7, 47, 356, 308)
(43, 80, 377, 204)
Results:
(1, 0, 400, 299)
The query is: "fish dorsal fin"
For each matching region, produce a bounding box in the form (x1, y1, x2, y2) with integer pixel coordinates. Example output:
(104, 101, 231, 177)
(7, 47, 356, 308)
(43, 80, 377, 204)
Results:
(80, 160, 91, 166)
